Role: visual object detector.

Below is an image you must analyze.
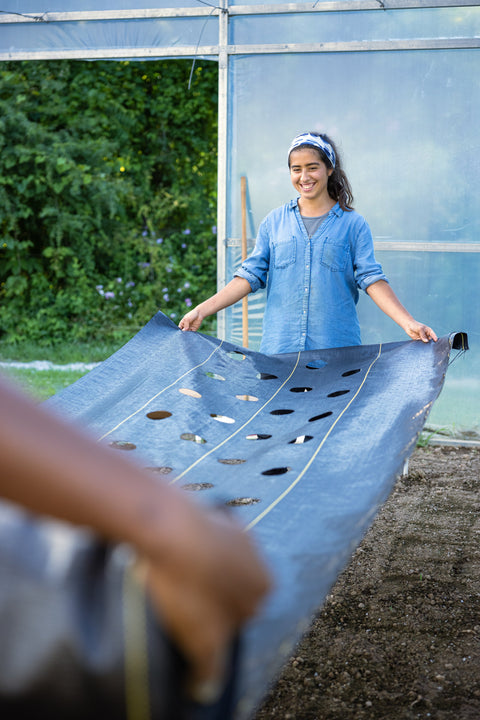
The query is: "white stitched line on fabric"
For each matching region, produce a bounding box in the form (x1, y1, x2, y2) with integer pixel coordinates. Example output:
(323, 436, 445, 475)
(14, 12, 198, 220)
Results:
(170, 352, 302, 483)
(97, 340, 224, 441)
(123, 565, 150, 720)
(245, 344, 383, 532)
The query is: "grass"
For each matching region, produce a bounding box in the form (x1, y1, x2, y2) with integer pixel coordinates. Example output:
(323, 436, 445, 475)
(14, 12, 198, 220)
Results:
(0, 338, 125, 364)
(1, 367, 89, 402)
(416, 429, 439, 448)
(0, 337, 127, 401)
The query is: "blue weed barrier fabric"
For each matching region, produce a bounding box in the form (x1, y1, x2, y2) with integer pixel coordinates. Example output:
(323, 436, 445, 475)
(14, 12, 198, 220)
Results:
(44, 312, 467, 719)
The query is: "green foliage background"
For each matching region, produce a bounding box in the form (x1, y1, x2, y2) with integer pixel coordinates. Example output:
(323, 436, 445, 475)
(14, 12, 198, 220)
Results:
(0, 59, 218, 346)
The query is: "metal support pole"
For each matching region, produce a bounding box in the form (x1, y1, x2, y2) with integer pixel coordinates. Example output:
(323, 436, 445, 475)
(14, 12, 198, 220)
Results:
(216, 0, 229, 340)
(241, 176, 248, 348)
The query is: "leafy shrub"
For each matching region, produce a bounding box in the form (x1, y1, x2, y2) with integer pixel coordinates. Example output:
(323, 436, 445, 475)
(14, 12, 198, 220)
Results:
(0, 59, 218, 346)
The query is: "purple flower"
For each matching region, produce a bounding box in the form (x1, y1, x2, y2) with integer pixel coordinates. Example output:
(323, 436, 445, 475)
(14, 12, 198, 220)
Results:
(211, 225, 217, 234)
(142, 229, 148, 237)
(163, 293, 169, 302)
(162, 287, 168, 293)
(184, 281, 190, 289)
(116, 277, 122, 283)
(181, 243, 187, 249)
(156, 238, 163, 244)
(185, 298, 192, 307)
(182, 229, 191, 235)
(126, 281, 135, 288)
(104, 291, 115, 300)
(95, 284, 104, 296)
(139, 262, 150, 269)
(166, 267, 172, 273)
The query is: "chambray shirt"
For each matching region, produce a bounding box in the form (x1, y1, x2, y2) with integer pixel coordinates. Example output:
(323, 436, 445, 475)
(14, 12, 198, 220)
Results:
(234, 199, 388, 354)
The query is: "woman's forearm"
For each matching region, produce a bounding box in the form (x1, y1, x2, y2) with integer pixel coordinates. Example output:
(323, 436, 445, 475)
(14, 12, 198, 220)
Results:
(199, 277, 251, 316)
(179, 277, 251, 331)
(366, 280, 437, 342)
(366, 280, 414, 327)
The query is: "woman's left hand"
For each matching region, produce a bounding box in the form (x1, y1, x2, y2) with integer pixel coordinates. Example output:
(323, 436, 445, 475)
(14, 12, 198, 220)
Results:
(404, 320, 438, 343)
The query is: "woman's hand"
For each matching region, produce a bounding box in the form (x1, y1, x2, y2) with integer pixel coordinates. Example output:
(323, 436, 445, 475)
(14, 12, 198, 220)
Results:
(403, 320, 438, 343)
(179, 307, 203, 332)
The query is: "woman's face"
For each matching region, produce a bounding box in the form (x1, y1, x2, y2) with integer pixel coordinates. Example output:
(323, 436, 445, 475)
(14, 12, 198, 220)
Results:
(289, 147, 333, 206)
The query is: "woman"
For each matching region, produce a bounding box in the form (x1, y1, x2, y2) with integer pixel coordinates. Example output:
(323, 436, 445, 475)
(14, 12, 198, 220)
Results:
(180, 131, 436, 352)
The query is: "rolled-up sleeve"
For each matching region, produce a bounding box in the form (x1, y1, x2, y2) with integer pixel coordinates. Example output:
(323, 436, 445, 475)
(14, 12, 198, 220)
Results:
(234, 218, 271, 293)
(353, 219, 389, 292)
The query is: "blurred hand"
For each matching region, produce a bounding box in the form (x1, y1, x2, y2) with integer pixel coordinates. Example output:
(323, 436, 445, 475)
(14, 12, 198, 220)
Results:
(0, 375, 271, 704)
(143, 503, 272, 701)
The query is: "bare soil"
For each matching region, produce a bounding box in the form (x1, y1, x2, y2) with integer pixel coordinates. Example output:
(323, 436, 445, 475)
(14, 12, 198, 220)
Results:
(255, 446, 480, 720)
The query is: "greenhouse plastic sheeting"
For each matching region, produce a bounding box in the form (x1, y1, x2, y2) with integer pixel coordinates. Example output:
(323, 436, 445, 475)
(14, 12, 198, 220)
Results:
(46, 312, 467, 718)
(0, 16, 217, 56)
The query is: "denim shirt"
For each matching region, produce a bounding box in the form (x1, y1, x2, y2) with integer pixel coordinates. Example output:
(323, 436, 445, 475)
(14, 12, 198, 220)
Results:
(234, 199, 388, 354)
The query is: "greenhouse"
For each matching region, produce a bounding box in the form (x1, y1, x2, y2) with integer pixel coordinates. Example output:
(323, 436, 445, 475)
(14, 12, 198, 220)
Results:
(1, 0, 478, 433)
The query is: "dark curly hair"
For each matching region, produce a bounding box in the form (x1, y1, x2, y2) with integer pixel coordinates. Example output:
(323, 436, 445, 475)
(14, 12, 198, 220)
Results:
(288, 132, 354, 211)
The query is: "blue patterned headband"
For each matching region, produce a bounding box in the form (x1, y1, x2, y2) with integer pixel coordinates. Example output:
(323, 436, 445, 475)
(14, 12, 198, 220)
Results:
(288, 132, 336, 169)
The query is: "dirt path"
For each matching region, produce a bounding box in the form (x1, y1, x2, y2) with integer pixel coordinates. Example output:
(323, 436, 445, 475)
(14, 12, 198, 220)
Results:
(255, 446, 480, 720)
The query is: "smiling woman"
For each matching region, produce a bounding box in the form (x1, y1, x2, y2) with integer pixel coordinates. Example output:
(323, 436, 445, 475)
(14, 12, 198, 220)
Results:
(179, 131, 437, 354)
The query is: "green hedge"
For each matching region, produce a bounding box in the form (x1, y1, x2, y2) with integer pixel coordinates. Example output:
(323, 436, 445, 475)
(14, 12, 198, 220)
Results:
(0, 59, 218, 345)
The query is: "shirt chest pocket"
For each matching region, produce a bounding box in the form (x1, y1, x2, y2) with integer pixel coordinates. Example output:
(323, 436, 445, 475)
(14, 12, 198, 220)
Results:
(320, 237, 349, 272)
(272, 238, 296, 269)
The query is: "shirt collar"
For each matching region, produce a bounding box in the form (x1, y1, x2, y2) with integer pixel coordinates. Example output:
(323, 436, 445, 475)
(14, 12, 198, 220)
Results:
(290, 198, 342, 217)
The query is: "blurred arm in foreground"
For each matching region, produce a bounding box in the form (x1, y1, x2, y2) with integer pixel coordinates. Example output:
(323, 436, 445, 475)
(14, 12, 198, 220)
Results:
(0, 375, 271, 698)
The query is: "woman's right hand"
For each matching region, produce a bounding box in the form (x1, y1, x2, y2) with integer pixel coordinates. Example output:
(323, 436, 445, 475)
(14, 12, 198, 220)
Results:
(179, 308, 203, 332)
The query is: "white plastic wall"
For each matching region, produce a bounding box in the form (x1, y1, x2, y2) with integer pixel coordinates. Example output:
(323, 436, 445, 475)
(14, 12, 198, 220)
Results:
(224, 7, 480, 433)
(1, 2, 478, 432)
